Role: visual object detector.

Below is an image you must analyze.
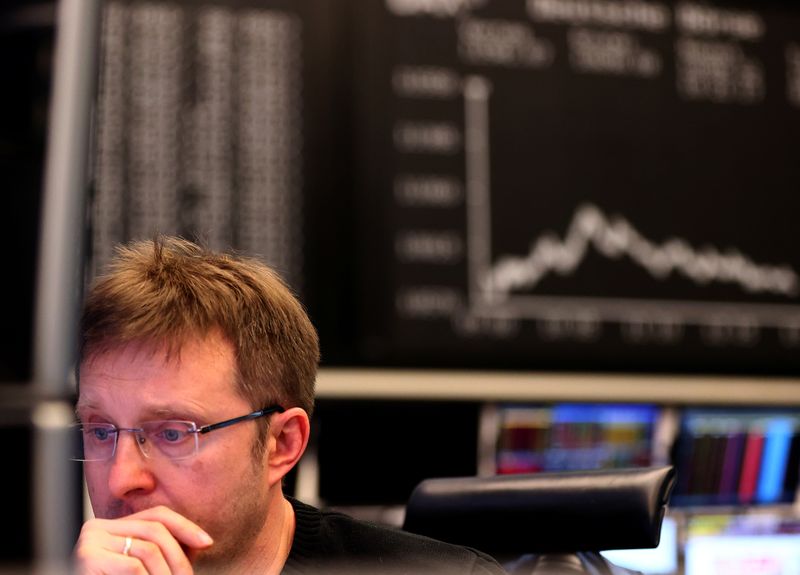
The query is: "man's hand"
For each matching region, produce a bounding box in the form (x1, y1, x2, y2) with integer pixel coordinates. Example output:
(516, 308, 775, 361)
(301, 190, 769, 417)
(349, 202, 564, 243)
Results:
(74, 506, 214, 574)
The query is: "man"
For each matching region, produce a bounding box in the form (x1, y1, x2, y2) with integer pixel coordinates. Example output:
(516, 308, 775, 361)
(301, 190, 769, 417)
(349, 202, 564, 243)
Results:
(73, 236, 506, 574)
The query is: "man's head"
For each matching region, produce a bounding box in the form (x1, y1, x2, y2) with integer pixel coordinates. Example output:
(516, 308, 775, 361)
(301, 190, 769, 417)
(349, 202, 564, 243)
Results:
(80, 236, 319, 420)
(76, 236, 319, 568)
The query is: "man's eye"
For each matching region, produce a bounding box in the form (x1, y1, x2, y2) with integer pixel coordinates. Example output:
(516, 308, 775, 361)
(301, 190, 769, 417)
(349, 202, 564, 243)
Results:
(158, 428, 185, 442)
(84, 425, 114, 442)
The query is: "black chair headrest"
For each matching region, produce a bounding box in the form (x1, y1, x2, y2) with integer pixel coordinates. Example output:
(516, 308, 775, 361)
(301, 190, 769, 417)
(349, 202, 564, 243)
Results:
(403, 466, 675, 556)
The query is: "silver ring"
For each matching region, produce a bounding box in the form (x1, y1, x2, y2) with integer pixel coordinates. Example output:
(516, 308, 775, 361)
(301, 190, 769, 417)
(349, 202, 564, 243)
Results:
(122, 536, 133, 556)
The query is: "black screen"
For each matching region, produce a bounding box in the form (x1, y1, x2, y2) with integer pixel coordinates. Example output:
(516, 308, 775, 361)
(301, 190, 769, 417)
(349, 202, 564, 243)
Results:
(350, 0, 800, 375)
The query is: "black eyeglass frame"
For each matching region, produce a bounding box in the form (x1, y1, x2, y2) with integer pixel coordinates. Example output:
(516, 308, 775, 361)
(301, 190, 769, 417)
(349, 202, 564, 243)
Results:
(197, 404, 285, 435)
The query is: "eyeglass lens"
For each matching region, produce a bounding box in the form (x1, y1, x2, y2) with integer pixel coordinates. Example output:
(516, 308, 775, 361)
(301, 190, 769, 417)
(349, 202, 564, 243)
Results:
(70, 421, 200, 461)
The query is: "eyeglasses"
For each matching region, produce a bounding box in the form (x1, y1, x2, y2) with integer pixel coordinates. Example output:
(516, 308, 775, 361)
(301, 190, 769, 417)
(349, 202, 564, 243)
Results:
(70, 405, 285, 462)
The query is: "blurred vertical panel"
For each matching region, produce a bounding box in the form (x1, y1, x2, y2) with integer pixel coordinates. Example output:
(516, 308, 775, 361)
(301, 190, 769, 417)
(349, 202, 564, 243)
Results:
(33, 0, 101, 568)
(0, 2, 55, 569)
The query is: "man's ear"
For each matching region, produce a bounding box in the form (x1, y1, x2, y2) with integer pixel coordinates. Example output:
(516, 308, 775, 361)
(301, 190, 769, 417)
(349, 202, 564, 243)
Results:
(266, 407, 310, 488)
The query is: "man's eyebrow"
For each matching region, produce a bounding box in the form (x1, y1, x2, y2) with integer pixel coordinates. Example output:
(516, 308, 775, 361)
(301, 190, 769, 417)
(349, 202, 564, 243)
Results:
(74, 400, 98, 414)
(149, 407, 186, 418)
(74, 403, 207, 422)
(145, 406, 208, 421)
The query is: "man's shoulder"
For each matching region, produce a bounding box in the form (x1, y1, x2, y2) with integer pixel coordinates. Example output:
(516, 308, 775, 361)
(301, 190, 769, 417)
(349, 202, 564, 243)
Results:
(286, 497, 506, 575)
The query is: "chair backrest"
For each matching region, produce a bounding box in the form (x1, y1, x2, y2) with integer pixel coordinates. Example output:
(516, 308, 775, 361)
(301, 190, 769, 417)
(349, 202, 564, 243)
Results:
(403, 466, 676, 574)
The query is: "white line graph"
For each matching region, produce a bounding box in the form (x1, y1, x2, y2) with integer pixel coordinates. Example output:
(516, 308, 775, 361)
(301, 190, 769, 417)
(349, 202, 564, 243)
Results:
(461, 74, 800, 327)
(483, 203, 799, 300)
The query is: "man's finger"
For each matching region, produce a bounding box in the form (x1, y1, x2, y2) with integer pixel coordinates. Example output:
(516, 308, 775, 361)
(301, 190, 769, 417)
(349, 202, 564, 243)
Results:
(85, 518, 198, 575)
(129, 506, 214, 549)
(74, 545, 147, 575)
(119, 535, 172, 575)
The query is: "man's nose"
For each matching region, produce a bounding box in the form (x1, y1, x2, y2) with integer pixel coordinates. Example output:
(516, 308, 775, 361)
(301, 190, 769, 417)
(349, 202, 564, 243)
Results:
(106, 431, 156, 499)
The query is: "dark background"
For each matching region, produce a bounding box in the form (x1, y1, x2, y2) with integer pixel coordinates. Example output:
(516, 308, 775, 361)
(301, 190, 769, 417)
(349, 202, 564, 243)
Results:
(3, 0, 800, 565)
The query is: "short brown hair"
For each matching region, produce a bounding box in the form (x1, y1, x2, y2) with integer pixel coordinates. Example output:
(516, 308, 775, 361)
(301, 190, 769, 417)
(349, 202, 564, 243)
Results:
(79, 236, 319, 417)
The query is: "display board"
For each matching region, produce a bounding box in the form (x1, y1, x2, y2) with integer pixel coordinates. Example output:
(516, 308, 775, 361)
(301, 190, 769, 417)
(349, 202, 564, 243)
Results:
(353, 0, 800, 374)
(87, 0, 800, 378)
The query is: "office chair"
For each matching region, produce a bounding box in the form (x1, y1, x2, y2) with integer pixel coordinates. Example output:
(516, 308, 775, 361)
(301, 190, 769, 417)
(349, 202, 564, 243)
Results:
(403, 466, 676, 575)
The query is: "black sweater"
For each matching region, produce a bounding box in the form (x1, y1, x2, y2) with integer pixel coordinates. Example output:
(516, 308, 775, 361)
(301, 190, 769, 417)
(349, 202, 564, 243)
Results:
(282, 497, 507, 575)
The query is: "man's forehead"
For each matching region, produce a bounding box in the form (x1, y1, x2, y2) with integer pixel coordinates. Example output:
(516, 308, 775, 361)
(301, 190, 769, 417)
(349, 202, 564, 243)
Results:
(76, 363, 234, 423)
(78, 333, 238, 402)
(82, 338, 184, 369)
(82, 331, 234, 370)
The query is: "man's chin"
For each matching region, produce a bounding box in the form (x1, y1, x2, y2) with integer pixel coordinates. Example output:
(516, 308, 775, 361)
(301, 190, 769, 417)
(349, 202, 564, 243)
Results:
(189, 547, 233, 574)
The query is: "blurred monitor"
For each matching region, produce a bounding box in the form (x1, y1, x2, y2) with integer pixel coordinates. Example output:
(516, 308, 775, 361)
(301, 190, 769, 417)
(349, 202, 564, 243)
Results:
(495, 403, 660, 474)
(684, 512, 800, 575)
(671, 409, 800, 507)
(601, 515, 679, 575)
